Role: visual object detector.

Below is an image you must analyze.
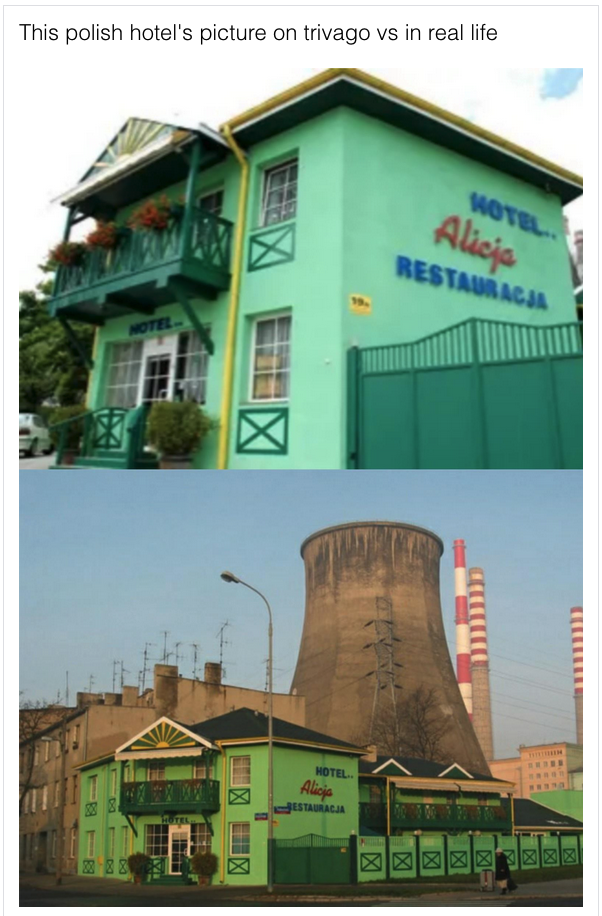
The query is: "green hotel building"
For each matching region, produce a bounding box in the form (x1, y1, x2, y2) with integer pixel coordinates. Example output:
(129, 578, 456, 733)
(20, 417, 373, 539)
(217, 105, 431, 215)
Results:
(74, 709, 582, 887)
(48, 68, 583, 470)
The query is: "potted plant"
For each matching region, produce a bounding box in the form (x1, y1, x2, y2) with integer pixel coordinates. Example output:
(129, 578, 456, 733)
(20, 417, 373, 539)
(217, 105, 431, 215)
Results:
(49, 405, 87, 465)
(128, 852, 150, 885)
(85, 221, 120, 250)
(190, 851, 218, 886)
(47, 241, 87, 268)
(128, 194, 172, 231)
(146, 401, 214, 469)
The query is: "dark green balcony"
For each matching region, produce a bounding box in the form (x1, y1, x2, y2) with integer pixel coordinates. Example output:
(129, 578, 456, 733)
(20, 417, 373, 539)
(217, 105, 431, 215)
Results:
(119, 779, 220, 815)
(48, 207, 233, 326)
(360, 801, 512, 834)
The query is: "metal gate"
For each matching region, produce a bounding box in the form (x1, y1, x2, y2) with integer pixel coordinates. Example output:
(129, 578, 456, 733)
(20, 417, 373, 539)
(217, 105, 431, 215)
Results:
(274, 834, 353, 885)
(347, 319, 582, 469)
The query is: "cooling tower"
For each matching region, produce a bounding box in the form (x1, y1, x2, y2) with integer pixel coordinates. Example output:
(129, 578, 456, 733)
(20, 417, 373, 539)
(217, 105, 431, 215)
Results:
(291, 522, 489, 773)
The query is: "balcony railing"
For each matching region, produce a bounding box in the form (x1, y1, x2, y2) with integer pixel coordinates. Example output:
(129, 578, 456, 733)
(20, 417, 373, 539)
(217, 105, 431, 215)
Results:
(50, 207, 234, 321)
(360, 801, 511, 833)
(119, 779, 220, 815)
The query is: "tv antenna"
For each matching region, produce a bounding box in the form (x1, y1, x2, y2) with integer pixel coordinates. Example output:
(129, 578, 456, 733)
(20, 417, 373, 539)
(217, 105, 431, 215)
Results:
(216, 621, 231, 677)
(174, 641, 184, 668)
(190, 643, 201, 680)
(141, 642, 156, 693)
(161, 631, 170, 663)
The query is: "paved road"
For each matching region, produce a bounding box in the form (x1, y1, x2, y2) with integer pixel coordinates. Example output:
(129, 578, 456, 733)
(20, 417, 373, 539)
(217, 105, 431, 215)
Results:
(19, 453, 55, 470)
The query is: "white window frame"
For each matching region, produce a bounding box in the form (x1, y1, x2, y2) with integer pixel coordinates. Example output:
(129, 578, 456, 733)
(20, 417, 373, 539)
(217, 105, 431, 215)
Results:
(54, 781, 60, 807)
(110, 769, 117, 797)
(108, 827, 116, 859)
(42, 785, 48, 811)
(89, 775, 98, 802)
(44, 741, 50, 762)
(260, 158, 298, 227)
(148, 761, 166, 782)
(194, 759, 209, 780)
(23, 792, 29, 815)
(121, 826, 129, 857)
(249, 313, 292, 403)
(86, 831, 95, 859)
(70, 828, 77, 859)
(229, 822, 250, 857)
(198, 188, 224, 216)
(51, 831, 57, 858)
(31, 789, 36, 813)
(230, 755, 251, 787)
(34, 745, 40, 766)
(173, 330, 210, 405)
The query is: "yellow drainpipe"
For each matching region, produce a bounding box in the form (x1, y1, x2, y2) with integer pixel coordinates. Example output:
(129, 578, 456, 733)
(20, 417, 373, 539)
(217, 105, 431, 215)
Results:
(510, 794, 515, 836)
(218, 742, 227, 884)
(386, 777, 391, 836)
(216, 126, 249, 470)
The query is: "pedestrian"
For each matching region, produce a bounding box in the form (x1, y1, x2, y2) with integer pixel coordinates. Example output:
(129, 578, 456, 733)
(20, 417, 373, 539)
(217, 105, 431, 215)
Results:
(495, 847, 512, 895)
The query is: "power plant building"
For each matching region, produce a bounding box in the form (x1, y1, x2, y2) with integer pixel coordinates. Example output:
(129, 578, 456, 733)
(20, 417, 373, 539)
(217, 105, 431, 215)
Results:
(46, 68, 582, 470)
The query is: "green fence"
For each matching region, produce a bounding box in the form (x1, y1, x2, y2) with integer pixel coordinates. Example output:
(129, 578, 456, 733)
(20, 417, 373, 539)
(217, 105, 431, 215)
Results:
(274, 835, 352, 885)
(348, 319, 582, 470)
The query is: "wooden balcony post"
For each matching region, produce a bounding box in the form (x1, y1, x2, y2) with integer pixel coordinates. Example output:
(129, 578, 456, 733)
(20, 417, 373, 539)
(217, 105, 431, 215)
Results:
(180, 139, 203, 259)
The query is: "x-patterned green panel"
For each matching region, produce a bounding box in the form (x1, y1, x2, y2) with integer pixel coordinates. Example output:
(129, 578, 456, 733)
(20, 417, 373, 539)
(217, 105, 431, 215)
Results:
(118, 858, 128, 875)
(248, 224, 295, 272)
(85, 802, 97, 817)
(237, 408, 289, 455)
(542, 848, 559, 865)
(108, 798, 116, 813)
(105, 858, 114, 874)
(360, 852, 382, 872)
(228, 858, 250, 874)
(475, 849, 494, 868)
(421, 851, 442, 870)
(228, 788, 251, 805)
(392, 851, 414, 872)
(82, 859, 95, 874)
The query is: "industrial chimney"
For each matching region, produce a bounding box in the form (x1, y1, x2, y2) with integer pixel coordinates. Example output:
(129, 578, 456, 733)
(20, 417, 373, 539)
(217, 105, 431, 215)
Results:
(468, 567, 494, 761)
(291, 522, 489, 773)
(454, 540, 472, 720)
(570, 606, 583, 745)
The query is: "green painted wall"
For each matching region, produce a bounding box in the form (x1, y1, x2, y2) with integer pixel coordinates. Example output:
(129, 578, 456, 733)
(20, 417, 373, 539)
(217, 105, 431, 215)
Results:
(532, 789, 583, 822)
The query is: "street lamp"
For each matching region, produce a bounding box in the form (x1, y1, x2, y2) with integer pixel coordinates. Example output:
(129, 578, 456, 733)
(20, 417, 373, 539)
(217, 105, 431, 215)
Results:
(41, 718, 67, 886)
(220, 571, 274, 893)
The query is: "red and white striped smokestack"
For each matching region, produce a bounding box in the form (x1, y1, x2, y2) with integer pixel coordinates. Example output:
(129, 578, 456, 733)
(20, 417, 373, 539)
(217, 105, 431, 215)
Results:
(570, 606, 583, 745)
(453, 539, 472, 719)
(468, 568, 494, 760)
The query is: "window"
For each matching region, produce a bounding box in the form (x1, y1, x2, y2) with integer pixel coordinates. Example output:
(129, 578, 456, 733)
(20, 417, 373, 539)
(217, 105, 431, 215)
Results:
(261, 159, 298, 226)
(535, 762, 540, 768)
(86, 831, 95, 859)
(173, 331, 210, 405)
(529, 785, 534, 791)
(31, 789, 36, 813)
(544, 784, 549, 790)
(231, 756, 251, 787)
(250, 315, 291, 401)
(194, 759, 209, 780)
(148, 761, 165, 782)
(108, 827, 116, 859)
(34, 745, 40, 766)
(121, 826, 129, 857)
(528, 763, 533, 769)
(23, 792, 29, 815)
(54, 781, 60, 807)
(199, 189, 224, 216)
(51, 831, 57, 858)
(42, 785, 48, 811)
(70, 828, 77, 859)
(72, 775, 78, 804)
(89, 776, 98, 802)
(73, 725, 80, 748)
(552, 782, 557, 789)
(55, 741, 60, 759)
(190, 823, 211, 855)
(44, 741, 50, 762)
(558, 782, 565, 789)
(550, 760, 556, 767)
(536, 784, 541, 790)
(145, 824, 169, 857)
(110, 769, 117, 797)
(229, 822, 250, 856)
(106, 341, 143, 408)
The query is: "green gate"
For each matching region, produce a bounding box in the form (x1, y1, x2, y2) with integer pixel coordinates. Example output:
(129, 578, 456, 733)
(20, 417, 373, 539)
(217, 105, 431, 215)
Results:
(348, 319, 582, 470)
(274, 835, 352, 885)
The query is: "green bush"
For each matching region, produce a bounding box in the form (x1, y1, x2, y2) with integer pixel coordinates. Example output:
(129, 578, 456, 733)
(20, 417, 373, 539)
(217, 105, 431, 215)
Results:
(49, 405, 87, 449)
(146, 401, 214, 456)
(190, 851, 218, 877)
(127, 852, 151, 877)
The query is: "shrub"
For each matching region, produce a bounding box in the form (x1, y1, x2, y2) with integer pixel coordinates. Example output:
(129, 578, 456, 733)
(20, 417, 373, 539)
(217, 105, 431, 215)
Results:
(127, 852, 151, 877)
(146, 401, 214, 456)
(190, 851, 218, 878)
(48, 405, 87, 449)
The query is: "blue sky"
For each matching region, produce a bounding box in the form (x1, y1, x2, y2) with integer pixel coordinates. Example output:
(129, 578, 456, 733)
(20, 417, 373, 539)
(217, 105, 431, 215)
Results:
(541, 69, 583, 100)
(19, 470, 582, 758)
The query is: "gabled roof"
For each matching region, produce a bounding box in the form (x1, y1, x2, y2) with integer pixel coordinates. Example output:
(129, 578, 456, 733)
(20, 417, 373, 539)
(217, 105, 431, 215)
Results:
(224, 69, 582, 205)
(511, 797, 583, 830)
(187, 707, 365, 754)
(115, 716, 216, 757)
(360, 755, 499, 782)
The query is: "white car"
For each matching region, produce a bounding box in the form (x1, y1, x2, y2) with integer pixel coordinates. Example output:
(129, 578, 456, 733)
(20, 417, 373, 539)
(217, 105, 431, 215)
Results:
(19, 413, 53, 457)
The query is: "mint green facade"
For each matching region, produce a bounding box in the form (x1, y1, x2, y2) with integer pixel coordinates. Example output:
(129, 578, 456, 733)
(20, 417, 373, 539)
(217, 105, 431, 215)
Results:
(532, 789, 583, 822)
(48, 74, 582, 470)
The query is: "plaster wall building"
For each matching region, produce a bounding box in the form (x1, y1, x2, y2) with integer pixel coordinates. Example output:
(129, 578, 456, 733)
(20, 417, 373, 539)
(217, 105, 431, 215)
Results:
(19, 664, 305, 875)
(46, 68, 582, 471)
(487, 741, 583, 800)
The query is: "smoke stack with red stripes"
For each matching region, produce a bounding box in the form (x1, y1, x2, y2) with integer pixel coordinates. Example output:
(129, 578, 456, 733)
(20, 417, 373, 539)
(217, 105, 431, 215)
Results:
(570, 606, 583, 745)
(453, 539, 472, 719)
(468, 567, 494, 760)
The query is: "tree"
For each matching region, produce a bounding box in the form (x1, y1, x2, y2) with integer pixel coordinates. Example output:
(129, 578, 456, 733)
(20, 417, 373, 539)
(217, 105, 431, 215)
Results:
(19, 281, 94, 411)
(19, 695, 68, 814)
(371, 685, 453, 763)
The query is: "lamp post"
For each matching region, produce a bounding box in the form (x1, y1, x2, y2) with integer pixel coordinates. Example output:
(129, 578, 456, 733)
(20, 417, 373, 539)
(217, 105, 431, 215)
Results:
(221, 571, 274, 893)
(41, 717, 67, 885)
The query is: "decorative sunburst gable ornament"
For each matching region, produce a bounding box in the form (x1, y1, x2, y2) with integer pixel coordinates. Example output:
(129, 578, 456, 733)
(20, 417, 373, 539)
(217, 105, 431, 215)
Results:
(131, 720, 197, 750)
(88, 119, 176, 177)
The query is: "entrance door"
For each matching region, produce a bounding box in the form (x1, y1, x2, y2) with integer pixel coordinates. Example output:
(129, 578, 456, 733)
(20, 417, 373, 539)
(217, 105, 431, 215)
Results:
(169, 825, 190, 875)
(141, 355, 172, 404)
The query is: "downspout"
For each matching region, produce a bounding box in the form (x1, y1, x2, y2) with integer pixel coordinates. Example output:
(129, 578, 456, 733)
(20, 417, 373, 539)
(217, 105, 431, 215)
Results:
(510, 793, 515, 836)
(218, 742, 227, 884)
(217, 126, 249, 470)
(386, 777, 391, 836)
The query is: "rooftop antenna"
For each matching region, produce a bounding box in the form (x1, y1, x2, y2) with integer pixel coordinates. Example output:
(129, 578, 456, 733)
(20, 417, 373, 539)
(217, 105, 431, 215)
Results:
(190, 643, 201, 680)
(161, 631, 170, 664)
(112, 660, 119, 693)
(65, 671, 69, 707)
(174, 641, 184, 669)
(216, 621, 231, 678)
(119, 661, 128, 689)
(88, 674, 95, 694)
(141, 642, 156, 693)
